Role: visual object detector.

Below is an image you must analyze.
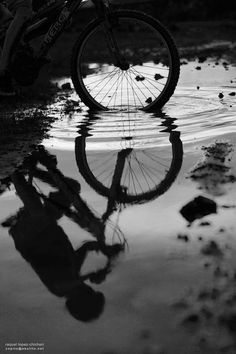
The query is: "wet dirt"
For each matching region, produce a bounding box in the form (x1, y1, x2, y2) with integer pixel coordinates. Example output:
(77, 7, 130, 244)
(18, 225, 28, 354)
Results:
(0, 59, 236, 354)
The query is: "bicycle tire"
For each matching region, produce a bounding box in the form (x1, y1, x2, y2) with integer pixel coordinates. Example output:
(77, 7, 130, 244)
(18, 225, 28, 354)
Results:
(75, 131, 183, 204)
(71, 10, 180, 111)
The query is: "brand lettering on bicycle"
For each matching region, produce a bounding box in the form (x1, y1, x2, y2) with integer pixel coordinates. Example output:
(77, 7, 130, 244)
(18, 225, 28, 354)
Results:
(44, 9, 70, 44)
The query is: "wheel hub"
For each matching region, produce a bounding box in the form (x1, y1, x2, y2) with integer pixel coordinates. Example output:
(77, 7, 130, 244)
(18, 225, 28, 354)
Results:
(119, 61, 130, 71)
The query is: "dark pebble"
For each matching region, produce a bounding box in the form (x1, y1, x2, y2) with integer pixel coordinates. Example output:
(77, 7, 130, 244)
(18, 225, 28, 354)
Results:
(198, 56, 207, 63)
(180, 196, 217, 223)
(61, 82, 72, 90)
(177, 234, 189, 242)
(204, 262, 211, 268)
(199, 221, 211, 227)
(201, 241, 223, 257)
(218, 92, 224, 99)
(183, 314, 200, 324)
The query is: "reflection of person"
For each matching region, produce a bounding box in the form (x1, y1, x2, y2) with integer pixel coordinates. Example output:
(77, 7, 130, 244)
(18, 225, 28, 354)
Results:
(3, 147, 124, 321)
(0, 1, 33, 96)
(9, 171, 106, 322)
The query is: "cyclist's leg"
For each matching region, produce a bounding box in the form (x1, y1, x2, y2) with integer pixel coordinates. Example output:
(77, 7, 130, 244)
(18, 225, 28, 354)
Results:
(0, 0, 32, 73)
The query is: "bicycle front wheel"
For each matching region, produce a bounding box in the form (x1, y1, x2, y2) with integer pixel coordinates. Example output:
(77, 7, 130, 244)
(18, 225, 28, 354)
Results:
(71, 10, 180, 111)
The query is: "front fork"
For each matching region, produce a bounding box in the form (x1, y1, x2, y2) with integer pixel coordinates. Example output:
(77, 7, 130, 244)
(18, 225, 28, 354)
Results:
(95, 0, 129, 70)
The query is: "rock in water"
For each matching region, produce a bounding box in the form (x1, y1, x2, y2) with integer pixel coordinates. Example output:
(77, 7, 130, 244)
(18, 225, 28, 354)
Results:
(180, 196, 217, 223)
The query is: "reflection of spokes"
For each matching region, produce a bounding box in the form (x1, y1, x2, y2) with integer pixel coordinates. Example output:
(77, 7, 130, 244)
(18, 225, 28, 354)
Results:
(75, 127, 183, 204)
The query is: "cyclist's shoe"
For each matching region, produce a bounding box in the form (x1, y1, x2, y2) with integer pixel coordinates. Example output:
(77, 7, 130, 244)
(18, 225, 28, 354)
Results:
(0, 71, 15, 97)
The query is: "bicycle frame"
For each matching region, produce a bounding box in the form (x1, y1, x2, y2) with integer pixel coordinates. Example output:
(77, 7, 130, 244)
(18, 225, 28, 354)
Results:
(24, 0, 112, 58)
(23, 0, 127, 70)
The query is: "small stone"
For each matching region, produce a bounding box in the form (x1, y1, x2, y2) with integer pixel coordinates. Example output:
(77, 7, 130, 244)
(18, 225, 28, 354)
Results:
(199, 221, 211, 227)
(218, 92, 224, 99)
(154, 74, 164, 81)
(195, 66, 201, 70)
(183, 313, 200, 325)
(136, 75, 145, 81)
(201, 241, 223, 257)
(180, 196, 217, 223)
(61, 82, 72, 90)
(146, 97, 153, 104)
(177, 234, 189, 242)
(229, 92, 236, 96)
(198, 56, 207, 63)
(219, 228, 225, 233)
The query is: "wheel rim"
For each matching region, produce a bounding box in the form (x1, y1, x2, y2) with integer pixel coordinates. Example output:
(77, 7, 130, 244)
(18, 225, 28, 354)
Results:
(76, 15, 174, 111)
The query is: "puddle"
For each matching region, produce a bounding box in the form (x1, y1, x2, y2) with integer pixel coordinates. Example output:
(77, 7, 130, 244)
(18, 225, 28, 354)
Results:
(0, 61, 236, 354)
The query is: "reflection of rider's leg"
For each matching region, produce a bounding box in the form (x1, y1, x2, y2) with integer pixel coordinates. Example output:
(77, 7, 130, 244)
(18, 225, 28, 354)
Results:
(0, 1, 32, 96)
(11, 172, 43, 214)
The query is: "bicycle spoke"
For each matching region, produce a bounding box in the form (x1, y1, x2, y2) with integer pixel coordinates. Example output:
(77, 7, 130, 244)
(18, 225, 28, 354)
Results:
(142, 150, 170, 167)
(92, 69, 119, 100)
(136, 157, 165, 177)
(105, 70, 123, 108)
(85, 67, 118, 86)
(127, 158, 139, 195)
(100, 71, 125, 106)
(126, 70, 144, 108)
(125, 70, 150, 101)
(133, 154, 153, 191)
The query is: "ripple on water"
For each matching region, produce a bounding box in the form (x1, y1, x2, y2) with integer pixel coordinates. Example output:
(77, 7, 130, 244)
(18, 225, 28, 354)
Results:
(43, 84, 236, 151)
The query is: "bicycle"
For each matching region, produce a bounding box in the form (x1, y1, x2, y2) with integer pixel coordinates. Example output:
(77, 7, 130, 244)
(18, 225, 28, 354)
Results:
(3, 0, 180, 111)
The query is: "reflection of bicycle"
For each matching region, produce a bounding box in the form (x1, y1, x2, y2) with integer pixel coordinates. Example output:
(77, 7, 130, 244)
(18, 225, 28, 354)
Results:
(75, 113, 183, 204)
(4, 0, 179, 111)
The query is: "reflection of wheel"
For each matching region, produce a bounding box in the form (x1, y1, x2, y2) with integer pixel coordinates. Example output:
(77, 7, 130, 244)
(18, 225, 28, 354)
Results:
(71, 10, 180, 111)
(75, 131, 183, 204)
